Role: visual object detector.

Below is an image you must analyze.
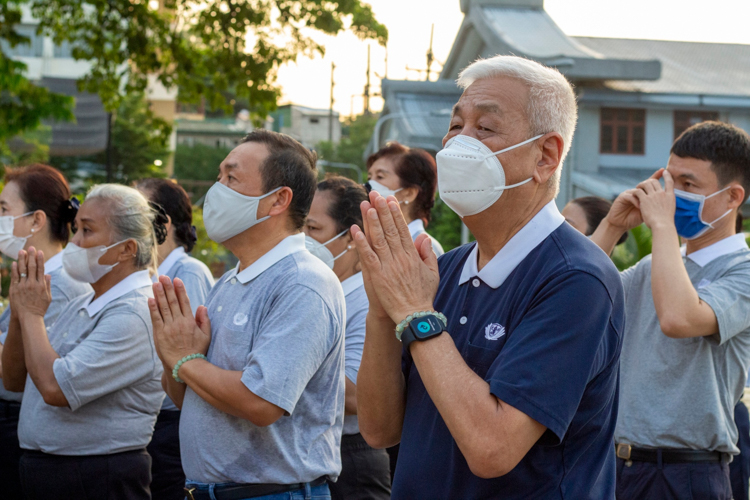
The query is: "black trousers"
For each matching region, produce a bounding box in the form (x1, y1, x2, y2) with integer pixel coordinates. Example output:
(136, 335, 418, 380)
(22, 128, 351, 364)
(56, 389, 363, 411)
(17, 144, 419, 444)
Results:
(731, 402, 750, 500)
(0, 400, 23, 500)
(19, 448, 152, 500)
(616, 456, 732, 500)
(328, 433, 391, 500)
(147, 410, 185, 500)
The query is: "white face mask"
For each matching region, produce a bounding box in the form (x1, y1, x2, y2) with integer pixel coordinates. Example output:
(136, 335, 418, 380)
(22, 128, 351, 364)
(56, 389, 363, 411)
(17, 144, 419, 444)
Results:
(203, 182, 282, 243)
(305, 229, 350, 269)
(366, 180, 403, 199)
(62, 240, 127, 284)
(436, 134, 543, 217)
(0, 212, 33, 259)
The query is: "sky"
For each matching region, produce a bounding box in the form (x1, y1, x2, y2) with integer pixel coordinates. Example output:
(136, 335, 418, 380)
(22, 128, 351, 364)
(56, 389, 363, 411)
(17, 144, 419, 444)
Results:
(275, 0, 750, 117)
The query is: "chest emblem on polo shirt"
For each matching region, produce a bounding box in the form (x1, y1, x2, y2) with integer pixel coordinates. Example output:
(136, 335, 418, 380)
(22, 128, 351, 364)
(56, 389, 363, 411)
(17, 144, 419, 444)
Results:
(484, 323, 506, 341)
(233, 313, 249, 326)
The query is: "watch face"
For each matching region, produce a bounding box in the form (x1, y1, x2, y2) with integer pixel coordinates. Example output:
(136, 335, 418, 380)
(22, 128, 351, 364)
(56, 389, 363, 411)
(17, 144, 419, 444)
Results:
(413, 315, 443, 339)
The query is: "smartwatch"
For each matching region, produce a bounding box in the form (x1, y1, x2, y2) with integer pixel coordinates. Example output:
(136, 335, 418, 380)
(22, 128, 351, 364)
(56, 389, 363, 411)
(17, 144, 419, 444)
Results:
(401, 314, 446, 352)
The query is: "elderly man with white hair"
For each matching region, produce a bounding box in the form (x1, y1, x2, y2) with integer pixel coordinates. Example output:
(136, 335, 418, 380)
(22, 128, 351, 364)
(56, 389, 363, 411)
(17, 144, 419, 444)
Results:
(353, 55, 625, 499)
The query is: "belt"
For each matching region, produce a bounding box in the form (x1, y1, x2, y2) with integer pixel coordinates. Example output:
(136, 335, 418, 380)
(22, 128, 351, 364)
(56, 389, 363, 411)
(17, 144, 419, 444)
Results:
(185, 476, 327, 500)
(616, 443, 729, 464)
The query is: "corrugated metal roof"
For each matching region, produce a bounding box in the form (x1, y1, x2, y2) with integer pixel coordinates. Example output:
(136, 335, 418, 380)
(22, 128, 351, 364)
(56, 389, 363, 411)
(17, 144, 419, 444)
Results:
(575, 37, 750, 96)
(483, 7, 601, 59)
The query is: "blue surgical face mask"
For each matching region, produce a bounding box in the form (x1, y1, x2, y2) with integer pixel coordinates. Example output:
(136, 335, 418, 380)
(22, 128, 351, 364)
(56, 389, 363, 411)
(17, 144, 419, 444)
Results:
(674, 187, 732, 240)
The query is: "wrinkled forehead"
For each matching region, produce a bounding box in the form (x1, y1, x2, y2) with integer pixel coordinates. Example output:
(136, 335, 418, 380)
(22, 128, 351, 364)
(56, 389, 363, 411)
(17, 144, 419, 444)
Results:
(222, 142, 269, 176)
(76, 197, 112, 226)
(454, 76, 530, 121)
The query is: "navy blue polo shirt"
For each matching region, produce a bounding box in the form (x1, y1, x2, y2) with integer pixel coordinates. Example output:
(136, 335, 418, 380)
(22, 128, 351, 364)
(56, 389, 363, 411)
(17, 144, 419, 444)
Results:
(392, 220, 624, 499)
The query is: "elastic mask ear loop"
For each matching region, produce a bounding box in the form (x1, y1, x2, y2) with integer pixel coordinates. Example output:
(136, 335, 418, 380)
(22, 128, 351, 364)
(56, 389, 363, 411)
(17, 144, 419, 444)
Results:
(483, 134, 544, 159)
(701, 186, 733, 227)
(255, 186, 284, 224)
(328, 230, 350, 262)
(12, 211, 35, 240)
(98, 239, 130, 269)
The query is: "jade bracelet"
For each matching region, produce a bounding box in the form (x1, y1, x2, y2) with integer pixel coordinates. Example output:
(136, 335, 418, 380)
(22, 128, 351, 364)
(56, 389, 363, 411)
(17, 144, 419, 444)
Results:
(172, 353, 207, 383)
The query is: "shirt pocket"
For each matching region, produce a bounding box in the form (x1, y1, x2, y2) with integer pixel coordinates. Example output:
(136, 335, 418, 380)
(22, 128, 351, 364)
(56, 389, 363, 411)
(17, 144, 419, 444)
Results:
(463, 341, 502, 379)
(209, 317, 254, 371)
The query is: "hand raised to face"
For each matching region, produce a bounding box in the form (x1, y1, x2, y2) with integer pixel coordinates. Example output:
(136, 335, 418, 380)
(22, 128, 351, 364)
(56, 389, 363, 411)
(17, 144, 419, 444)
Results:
(351, 191, 440, 327)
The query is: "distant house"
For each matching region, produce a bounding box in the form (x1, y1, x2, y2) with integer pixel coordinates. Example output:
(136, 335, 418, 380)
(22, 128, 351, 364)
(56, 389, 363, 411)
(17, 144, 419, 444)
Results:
(269, 104, 342, 149)
(2, 7, 176, 160)
(373, 0, 750, 206)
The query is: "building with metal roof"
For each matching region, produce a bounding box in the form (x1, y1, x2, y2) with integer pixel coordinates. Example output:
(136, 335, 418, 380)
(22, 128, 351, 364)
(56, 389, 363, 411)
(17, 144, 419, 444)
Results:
(372, 0, 750, 206)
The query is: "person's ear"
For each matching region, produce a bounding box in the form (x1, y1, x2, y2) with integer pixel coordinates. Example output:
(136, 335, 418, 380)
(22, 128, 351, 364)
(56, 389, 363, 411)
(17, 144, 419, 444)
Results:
(399, 186, 419, 206)
(532, 132, 564, 186)
(727, 185, 745, 210)
(30, 210, 47, 235)
(119, 239, 139, 263)
(265, 187, 294, 218)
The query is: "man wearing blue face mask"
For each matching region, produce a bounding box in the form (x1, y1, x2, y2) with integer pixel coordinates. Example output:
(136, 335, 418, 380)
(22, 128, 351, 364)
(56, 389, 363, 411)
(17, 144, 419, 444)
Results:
(591, 121, 750, 500)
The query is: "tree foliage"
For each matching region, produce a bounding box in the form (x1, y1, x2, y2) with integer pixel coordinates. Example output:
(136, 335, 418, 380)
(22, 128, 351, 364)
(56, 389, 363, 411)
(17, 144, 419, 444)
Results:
(26, 0, 388, 119)
(173, 142, 232, 181)
(0, 1, 74, 154)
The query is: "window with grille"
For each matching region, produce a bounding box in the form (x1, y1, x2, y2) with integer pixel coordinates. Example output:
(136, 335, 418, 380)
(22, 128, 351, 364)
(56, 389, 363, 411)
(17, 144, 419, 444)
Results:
(600, 108, 646, 155)
(674, 111, 719, 139)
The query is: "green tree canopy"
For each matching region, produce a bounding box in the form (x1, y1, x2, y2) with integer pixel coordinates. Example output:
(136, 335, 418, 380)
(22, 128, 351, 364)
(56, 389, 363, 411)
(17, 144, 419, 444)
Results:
(1, 0, 387, 152)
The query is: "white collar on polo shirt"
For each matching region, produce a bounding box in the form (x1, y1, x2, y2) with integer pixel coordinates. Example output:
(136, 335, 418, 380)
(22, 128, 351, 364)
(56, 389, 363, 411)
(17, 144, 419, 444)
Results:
(408, 219, 424, 239)
(459, 200, 565, 290)
(83, 270, 153, 316)
(225, 233, 306, 285)
(157, 246, 185, 277)
(341, 272, 364, 296)
(681, 233, 749, 268)
(44, 251, 63, 274)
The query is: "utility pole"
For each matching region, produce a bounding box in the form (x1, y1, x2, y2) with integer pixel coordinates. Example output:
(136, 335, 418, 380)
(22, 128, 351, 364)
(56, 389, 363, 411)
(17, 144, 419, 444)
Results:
(329, 62, 335, 143)
(364, 45, 371, 116)
(426, 24, 435, 81)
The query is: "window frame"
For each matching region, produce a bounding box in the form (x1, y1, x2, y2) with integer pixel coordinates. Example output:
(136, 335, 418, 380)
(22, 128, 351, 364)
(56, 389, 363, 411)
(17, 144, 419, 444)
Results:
(674, 110, 720, 139)
(600, 107, 646, 156)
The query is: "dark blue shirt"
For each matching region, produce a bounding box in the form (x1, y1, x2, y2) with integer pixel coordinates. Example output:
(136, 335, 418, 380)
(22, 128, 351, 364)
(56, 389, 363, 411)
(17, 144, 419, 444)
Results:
(392, 223, 624, 499)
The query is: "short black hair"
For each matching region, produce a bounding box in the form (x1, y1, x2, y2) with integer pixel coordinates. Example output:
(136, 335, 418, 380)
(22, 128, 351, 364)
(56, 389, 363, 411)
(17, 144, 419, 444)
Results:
(571, 196, 628, 245)
(136, 178, 197, 252)
(241, 130, 318, 230)
(671, 121, 750, 203)
(317, 175, 368, 234)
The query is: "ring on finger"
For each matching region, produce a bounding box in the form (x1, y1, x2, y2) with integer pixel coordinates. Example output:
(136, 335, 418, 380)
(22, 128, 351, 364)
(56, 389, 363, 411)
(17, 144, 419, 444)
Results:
(20, 273, 27, 278)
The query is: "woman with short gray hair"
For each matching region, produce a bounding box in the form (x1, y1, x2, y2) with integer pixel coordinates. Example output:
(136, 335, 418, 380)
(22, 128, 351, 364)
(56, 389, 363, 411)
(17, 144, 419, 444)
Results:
(2, 183, 167, 500)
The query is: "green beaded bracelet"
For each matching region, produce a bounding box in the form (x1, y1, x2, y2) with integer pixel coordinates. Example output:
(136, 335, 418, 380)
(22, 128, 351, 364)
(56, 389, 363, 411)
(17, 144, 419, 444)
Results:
(395, 311, 448, 341)
(172, 353, 207, 383)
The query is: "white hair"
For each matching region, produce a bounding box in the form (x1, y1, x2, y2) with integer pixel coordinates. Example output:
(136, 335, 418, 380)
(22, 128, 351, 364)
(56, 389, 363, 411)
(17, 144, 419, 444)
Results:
(86, 183, 158, 274)
(457, 56, 578, 192)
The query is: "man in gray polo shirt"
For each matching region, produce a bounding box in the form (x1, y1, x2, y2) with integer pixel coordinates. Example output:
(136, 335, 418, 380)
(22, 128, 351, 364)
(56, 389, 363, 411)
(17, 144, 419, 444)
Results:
(592, 121, 750, 499)
(149, 130, 345, 500)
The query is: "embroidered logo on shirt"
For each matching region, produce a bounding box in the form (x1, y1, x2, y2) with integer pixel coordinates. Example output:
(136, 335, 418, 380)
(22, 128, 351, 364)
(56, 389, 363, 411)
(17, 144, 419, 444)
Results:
(233, 313, 249, 326)
(484, 323, 506, 341)
(696, 279, 712, 289)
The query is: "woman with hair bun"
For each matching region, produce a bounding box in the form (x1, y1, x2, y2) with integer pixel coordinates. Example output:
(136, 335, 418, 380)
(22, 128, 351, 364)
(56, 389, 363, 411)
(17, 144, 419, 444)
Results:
(305, 175, 392, 500)
(136, 178, 214, 500)
(366, 142, 444, 257)
(2, 183, 166, 499)
(0, 164, 91, 498)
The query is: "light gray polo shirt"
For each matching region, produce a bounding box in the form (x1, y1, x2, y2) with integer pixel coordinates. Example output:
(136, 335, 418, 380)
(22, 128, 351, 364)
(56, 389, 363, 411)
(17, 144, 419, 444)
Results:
(0, 252, 91, 403)
(155, 247, 214, 411)
(615, 234, 750, 454)
(18, 270, 164, 455)
(179, 233, 346, 484)
(341, 272, 367, 436)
